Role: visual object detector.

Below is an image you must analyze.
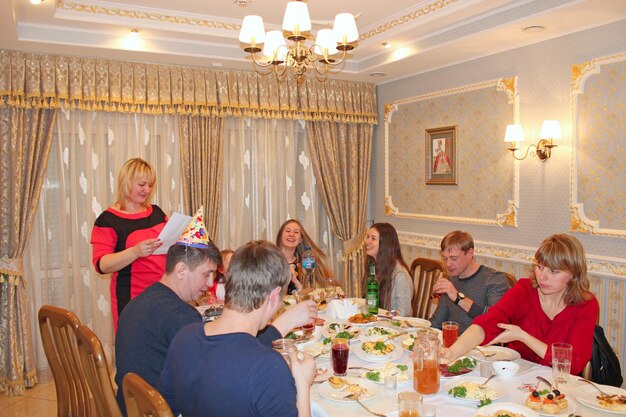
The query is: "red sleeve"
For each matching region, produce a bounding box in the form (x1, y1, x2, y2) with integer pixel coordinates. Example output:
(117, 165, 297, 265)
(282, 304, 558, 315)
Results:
(90, 225, 117, 274)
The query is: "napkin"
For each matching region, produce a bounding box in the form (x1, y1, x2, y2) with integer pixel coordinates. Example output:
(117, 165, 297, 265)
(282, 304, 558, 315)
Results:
(326, 299, 359, 320)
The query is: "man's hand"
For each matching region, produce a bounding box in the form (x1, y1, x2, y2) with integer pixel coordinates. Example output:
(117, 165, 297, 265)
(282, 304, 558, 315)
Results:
(432, 277, 457, 302)
(288, 349, 316, 387)
(272, 300, 317, 336)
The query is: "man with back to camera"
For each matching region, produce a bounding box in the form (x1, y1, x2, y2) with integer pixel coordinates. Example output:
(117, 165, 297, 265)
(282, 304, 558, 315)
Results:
(159, 240, 316, 417)
(430, 230, 510, 333)
(115, 209, 316, 416)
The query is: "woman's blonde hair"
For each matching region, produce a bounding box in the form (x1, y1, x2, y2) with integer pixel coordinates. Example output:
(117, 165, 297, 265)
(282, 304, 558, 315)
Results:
(115, 158, 156, 210)
(530, 234, 593, 305)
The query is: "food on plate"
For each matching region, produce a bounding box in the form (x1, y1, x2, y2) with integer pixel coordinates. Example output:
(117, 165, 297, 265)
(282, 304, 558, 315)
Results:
(525, 388, 568, 413)
(327, 377, 369, 397)
(596, 393, 626, 411)
(362, 339, 396, 356)
(328, 376, 346, 389)
(476, 410, 527, 417)
(363, 363, 409, 382)
(304, 338, 332, 357)
(402, 334, 416, 351)
(366, 326, 397, 337)
(325, 322, 360, 340)
(284, 328, 315, 343)
(348, 313, 377, 324)
(440, 357, 477, 377)
(448, 381, 497, 400)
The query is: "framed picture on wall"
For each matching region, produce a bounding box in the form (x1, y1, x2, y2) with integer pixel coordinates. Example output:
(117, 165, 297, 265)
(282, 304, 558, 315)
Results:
(425, 126, 457, 185)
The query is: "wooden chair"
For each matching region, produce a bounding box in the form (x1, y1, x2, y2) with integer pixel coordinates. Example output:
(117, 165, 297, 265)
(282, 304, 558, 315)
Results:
(503, 272, 517, 288)
(410, 257, 444, 319)
(75, 325, 123, 417)
(38, 305, 96, 417)
(123, 372, 174, 417)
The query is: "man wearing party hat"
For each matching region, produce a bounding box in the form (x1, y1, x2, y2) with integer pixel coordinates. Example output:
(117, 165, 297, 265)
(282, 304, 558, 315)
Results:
(115, 207, 221, 416)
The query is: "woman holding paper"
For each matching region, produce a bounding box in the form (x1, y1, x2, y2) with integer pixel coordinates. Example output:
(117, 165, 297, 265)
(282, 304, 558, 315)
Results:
(91, 158, 167, 330)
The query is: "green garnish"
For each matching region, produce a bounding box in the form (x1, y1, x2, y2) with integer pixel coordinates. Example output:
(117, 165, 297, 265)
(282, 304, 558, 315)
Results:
(322, 337, 332, 345)
(362, 313, 374, 318)
(335, 331, 353, 339)
(391, 320, 402, 327)
(365, 371, 382, 382)
(374, 341, 387, 352)
(447, 358, 477, 373)
(285, 332, 297, 340)
(478, 398, 492, 408)
(449, 386, 467, 398)
(329, 323, 340, 330)
(396, 364, 408, 372)
(537, 389, 550, 396)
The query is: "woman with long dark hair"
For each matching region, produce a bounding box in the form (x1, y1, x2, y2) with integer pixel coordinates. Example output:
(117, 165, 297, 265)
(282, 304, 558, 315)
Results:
(362, 223, 414, 316)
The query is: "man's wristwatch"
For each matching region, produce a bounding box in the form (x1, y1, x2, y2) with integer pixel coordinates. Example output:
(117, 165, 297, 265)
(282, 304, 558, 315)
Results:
(454, 292, 465, 305)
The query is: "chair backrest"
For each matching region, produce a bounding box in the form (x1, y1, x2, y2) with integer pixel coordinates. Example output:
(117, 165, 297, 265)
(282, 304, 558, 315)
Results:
(410, 257, 444, 319)
(503, 272, 517, 288)
(38, 305, 96, 417)
(123, 372, 174, 417)
(75, 325, 123, 417)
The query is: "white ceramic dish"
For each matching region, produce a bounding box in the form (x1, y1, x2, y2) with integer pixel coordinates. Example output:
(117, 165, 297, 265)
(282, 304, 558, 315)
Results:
(443, 376, 505, 403)
(354, 340, 404, 363)
(468, 345, 522, 362)
(440, 356, 478, 379)
(357, 362, 412, 384)
(317, 377, 380, 402)
(387, 316, 431, 330)
(322, 321, 361, 342)
(572, 384, 626, 414)
(474, 402, 541, 417)
(534, 401, 576, 417)
(492, 360, 520, 377)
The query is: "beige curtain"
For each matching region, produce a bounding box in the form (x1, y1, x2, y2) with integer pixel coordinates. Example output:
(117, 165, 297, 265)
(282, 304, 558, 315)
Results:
(179, 115, 224, 241)
(0, 107, 57, 395)
(307, 121, 373, 297)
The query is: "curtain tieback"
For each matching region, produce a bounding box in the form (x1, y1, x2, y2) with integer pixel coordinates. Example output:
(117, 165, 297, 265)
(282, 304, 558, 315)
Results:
(341, 230, 366, 262)
(0, 257, 24, 284)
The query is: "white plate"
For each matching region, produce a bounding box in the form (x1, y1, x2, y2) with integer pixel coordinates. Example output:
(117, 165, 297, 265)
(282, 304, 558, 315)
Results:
(363, 326, 401, 339)
(534, 400, 576, 417)
(474, 402, 541, 417)
(469, 346, 522, 362)
(444, 376, 506, 403)
(355, 341, 404, 363)
(572, 384, 626, 414)
(322, 321, 361, 342)
(346, 313, 379, 327)
(357, 362, 412, 384)
(388, 316, 431, 330)
(288, 326, 322, 346)
(317, 377, 380, 402)
(440, 356, 478, 379)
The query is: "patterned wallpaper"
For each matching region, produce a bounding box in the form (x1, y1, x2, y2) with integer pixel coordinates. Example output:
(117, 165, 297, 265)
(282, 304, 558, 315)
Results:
(385, 80, 515, 225)
(571, 56, 626, 236)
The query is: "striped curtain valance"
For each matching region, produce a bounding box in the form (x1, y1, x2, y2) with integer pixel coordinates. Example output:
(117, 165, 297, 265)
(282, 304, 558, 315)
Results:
(0, 50, 377, 124)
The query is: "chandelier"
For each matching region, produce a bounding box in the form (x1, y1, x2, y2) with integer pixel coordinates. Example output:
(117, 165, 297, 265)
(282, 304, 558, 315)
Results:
(238, 0, 358, 82)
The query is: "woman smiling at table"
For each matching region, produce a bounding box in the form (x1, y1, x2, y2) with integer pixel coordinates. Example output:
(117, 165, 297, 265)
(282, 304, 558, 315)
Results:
(442, 234, 598, 375)
(363, 223, 414, 316)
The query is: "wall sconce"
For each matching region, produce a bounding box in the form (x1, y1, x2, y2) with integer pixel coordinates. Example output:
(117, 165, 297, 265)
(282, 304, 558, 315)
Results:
(504, 120, 562, 161)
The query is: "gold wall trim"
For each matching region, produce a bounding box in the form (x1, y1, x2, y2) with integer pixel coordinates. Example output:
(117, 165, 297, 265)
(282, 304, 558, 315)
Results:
(570, 52, 626, 237)
(359, 0, 459, 41)
(398, 231, 626, 279)
(58, 0, 241, 32)
(384, 77, 519, 226)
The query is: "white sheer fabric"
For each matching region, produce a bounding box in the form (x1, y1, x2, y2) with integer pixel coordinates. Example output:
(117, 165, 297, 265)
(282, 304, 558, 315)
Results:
(25, 110, 182, 368)
(217, 118, 342, 279)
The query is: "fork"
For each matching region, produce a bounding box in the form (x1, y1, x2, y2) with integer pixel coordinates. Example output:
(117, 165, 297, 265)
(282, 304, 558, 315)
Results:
(578, 378, 611, 396)
(348, 366, 375, 371)
(344, 394, 386, 417)
(474, 346, 496, 358)
(479, 374, 496, 389)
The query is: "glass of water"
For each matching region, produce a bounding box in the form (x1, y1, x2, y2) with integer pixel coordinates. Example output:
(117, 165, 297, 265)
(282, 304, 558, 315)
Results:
(551, 342, 572, 386)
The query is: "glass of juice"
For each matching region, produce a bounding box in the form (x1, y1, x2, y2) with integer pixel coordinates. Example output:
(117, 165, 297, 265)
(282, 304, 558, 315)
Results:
(442, 321, 459, 348)
(302, 322, 314, 338)
(398, 391, 422, 417)
(331, 338, 349, 376)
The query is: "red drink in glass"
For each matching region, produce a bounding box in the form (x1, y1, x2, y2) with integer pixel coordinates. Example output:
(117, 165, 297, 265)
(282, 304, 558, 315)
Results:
(302, 323, 314, 337)
(442, 321, 459, 348)
(331, 338, 349, 376)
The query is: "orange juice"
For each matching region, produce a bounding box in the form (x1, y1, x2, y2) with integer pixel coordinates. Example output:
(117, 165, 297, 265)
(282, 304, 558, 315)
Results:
(413, 359, 439, 394)
(399, 412, 421, 417)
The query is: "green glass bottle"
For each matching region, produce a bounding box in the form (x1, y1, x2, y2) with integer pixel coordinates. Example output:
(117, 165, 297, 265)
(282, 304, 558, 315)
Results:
(365, 262, 379, 314)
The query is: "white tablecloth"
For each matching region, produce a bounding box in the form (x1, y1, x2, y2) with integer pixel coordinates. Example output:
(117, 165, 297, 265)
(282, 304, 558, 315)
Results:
(309, 325, 618, 417)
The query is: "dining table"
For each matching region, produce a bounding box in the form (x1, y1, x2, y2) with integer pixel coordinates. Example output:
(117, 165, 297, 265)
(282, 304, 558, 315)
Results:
(302, 300, 624, 417)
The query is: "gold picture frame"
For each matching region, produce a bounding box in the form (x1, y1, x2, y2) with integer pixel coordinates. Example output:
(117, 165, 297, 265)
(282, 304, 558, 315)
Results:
(425, 125, 457, 185)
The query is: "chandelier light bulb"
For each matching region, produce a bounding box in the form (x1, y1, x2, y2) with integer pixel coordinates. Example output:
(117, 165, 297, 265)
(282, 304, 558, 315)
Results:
(314, 29, 338, 58)
(282, 1, 311, 34)
(239, 15, 265, 45)
(333, 13, 358, 44)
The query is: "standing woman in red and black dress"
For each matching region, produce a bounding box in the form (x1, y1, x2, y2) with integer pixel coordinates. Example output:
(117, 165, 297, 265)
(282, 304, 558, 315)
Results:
(91, 158, 166, 331)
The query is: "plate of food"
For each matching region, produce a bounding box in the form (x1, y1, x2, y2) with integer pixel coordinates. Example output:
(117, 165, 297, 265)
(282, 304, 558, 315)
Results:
(444, 376, 505, 403)
(317, 376, 379, 402)
(347, 312, 378, 326)
(322, 322, 361, 341)
(364, 326, 399, 339)
(285, 325, 322, 345)
(359, 362, 411, 384)
(388, 317, 431, 330)
(401, 328, 442, 351)
(572, 384, 626, 414)
(303, 338, 332, 358)
(522, 386, 575, 416)
(440, 357, 478, 378)
(355, 339, 403, 362)
(468, 346, 521, 362)
(474, 402, 541, 417)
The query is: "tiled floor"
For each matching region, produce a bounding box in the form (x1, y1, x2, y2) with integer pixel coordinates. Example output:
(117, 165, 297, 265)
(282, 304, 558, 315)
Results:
(0, 382, 57, 417)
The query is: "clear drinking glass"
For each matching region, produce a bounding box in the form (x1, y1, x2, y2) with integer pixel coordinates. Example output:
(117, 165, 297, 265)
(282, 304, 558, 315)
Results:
(552, 342, 572, 385)
(272, 338, 296, 364)
(398, 391, 422, 417)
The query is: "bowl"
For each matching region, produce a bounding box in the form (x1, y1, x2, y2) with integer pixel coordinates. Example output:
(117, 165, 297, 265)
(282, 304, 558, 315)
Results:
(492, 360, 520, 377)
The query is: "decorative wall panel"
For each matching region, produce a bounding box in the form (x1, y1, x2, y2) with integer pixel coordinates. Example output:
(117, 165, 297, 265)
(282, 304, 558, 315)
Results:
(384, 78, 518, 226)
(570, 53, 626, 237)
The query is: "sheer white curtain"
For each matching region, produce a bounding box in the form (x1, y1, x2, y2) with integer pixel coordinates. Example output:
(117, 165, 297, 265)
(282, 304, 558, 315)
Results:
(25, 109, 182, 369)
(218, 117, 342, 279)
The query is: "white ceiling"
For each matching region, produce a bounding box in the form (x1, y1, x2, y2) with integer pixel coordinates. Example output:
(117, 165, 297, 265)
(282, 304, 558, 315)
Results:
(2, 0, 626, 84)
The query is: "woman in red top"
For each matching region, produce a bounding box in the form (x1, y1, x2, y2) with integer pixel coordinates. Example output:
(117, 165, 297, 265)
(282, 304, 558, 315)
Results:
(91, 158, 166, 330)
(442, 234, 598, 375)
